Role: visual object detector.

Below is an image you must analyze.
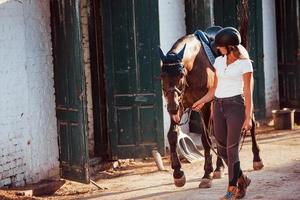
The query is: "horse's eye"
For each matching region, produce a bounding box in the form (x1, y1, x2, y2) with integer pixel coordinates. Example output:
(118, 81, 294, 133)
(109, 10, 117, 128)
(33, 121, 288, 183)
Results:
(179, 72, 184, 79)
(160, 73, 166, 79)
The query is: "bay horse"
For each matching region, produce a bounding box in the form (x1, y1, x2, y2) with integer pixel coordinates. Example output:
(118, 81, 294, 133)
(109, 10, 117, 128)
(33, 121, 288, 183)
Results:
(159, 32, 264, 188)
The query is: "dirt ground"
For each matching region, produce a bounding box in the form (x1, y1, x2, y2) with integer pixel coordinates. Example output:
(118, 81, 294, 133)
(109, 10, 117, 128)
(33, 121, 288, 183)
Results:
(1, 126, 300, 200)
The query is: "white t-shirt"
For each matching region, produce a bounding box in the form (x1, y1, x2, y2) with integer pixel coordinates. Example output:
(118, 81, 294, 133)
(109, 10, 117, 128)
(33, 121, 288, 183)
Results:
(213, 55, 253, 98)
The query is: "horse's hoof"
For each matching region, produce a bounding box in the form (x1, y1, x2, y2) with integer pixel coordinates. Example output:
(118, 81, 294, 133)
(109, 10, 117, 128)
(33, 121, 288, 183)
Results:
(199, 178, 212, 188)
(174, 174, 186, 187)
(253, 161, 264, 170)
(212, 169, 224, 179)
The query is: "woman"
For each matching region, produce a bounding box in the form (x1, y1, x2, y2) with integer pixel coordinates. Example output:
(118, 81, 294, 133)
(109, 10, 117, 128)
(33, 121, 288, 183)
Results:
(192, 27, 253, 200)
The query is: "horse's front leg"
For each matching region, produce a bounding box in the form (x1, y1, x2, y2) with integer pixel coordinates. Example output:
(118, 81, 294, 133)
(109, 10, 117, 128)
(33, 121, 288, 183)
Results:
(168, 121, 186, 187)
(251, 118, 264, 170)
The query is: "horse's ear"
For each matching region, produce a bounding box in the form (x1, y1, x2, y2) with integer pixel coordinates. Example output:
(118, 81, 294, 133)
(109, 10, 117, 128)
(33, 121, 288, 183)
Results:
(177, 44, 186, 60)
(158, 47, 166, 61)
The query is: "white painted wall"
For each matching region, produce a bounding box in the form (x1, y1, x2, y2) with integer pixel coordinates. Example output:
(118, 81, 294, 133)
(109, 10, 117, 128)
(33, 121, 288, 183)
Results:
(159, 0, 186, 53)
(262, 0, 280, 117)
(0, 0, 59, 187)
(158, 0, 187, 148)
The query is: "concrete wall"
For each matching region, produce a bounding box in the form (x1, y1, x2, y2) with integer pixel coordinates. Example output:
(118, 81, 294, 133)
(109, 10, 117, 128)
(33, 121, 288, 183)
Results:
(0, 0, 59, 187)
(158, 0, 186, 148)
(262, 0, 280, 117)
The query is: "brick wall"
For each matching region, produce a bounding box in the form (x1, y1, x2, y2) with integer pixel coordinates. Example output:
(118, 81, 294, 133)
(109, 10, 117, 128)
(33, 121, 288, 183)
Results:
(0, 0, 59, 187)
(262, 1, 280, 117)
(80, 0, 94, 157)
(158, 0, 186, 147)
(0, 0, 27, 187)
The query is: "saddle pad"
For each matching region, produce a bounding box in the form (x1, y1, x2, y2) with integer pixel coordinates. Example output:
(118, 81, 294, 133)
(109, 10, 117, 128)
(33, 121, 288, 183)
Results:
(194, 30, 216, 66)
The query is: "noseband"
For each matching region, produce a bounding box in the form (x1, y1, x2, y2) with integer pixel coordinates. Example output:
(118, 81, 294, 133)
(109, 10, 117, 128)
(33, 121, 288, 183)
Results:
(164, 86, 182, 97)
(161, 61, 186, 100)
(161, 62, 189, 125)
(164, 82, 191, 127)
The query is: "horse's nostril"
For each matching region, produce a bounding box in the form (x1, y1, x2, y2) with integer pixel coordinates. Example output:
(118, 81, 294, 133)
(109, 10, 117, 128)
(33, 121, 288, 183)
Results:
(167, 104, 179, 114)
(167, 108, 177, 114)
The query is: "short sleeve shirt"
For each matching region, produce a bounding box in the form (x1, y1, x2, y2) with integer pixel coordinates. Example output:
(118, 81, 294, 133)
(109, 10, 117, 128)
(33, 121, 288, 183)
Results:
(213, 55, 253, 98)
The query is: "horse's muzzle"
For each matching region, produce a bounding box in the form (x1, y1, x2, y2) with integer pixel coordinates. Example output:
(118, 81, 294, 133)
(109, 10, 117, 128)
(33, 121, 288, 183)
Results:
(167, 104, 179, 115)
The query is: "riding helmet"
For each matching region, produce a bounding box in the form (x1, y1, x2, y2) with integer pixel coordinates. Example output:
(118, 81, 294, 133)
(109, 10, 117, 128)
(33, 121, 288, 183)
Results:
(215, 27, 241, 47)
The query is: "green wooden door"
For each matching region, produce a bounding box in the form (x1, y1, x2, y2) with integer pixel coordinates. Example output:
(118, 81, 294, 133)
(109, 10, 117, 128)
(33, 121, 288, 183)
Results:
(51, 0, 89, 183)
(213, 0, 266, 119)
(276, 0, 300, 108)
(102, 0, 164, 158)
(185, 0, 213, 34)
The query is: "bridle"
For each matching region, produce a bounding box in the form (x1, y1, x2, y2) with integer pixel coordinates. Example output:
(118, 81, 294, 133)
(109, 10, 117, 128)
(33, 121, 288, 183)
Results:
(163, 85, 182, 98)
(161, 62, 190, 126)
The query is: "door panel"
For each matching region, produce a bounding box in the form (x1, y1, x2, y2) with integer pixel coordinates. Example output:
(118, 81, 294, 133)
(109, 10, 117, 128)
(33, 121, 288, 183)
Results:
(185, 0, 214, 33)
(276, 0, 300, 108)
(102, 0, 164, 158)
(51, 0, 89, 183)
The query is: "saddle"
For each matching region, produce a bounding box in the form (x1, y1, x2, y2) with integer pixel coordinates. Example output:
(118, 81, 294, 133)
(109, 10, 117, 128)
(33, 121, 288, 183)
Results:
(194, 26, 222, 65)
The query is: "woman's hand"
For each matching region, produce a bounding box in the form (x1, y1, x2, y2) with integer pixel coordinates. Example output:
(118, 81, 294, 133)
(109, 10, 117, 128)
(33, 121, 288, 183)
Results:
(192, 99, 206, 112)
(243, 72, 254, 132)
(192, 74, 217, 112)
(242, 117, 252, 131)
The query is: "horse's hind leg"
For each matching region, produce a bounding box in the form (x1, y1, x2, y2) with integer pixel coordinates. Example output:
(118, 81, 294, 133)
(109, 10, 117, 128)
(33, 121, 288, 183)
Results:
(199, 105, 214, 188)
(251, 118, 264, 170)
(168, 121, 186, 187)
(209, 119, 225, 179)
(213, 156, 225, 179)
(198, 131, 214, 188)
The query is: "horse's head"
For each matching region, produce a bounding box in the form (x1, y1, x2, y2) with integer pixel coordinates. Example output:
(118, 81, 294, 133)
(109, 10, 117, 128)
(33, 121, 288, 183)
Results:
(159, 45, 187, 122)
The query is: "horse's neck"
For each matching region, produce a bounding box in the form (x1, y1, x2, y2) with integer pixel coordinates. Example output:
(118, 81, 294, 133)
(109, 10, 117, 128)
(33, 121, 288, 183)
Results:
(185, 56, 211, 89)
(173, 35, 213, 105)
(181, 49, 214, 105)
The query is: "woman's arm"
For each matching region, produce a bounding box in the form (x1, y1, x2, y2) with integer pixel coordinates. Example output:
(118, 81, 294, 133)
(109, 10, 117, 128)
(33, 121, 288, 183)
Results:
(242, 72, 254, 130)
(192, 74, 218, 111)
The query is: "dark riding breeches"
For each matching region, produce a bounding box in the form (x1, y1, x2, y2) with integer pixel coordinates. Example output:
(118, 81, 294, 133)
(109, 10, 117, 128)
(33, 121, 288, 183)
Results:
(213, 95, 245, 186)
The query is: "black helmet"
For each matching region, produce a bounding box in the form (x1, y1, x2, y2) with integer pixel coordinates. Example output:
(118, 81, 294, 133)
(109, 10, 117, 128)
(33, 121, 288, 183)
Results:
(215, 27, 241, 47)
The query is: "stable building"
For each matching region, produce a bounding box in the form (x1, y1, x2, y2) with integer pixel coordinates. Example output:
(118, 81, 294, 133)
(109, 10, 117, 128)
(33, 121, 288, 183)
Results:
(0, 0, 299, 186)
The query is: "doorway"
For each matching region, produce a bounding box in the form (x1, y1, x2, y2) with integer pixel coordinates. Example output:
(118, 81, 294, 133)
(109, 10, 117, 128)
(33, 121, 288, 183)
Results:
(51, 1, 165, 184)
(275, 0, 300, 108)
(88, 0, 110, 160)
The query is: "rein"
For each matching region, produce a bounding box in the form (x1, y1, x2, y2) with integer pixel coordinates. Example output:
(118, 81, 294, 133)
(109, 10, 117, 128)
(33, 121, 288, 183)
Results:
(177, 108, 192, 126)
(199, 110, 224, 159)
(198, 108, 247, 160)
(169, 81, 190, 127)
